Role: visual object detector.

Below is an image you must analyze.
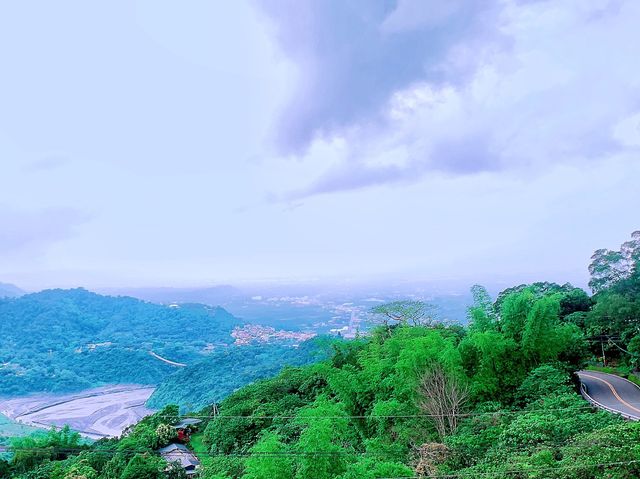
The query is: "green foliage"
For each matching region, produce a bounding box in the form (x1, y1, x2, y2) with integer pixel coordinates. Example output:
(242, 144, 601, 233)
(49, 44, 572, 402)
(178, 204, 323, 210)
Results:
(0, 289, 240, 396)
(10, 426, 83, 474)
(154, 424, 176, 449)
(294, 398, 352, 479)
(588, 230, 640, 293)
(467, 284, 498, 335)
(369, 300, 438, 327)
(516, 364, 572, 404)
(5, 234, 640, 479)
(148, 339, 332, 411)
(0, 460, 10, 479)
(120, 454, 164, 479)
(242, 432, 293, 479)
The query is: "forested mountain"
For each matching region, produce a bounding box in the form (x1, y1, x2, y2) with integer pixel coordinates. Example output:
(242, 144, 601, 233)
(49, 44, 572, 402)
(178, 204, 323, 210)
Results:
(0, 283, 23, 299)
(2, 231, 640, 478)
(0, 289, 241, 395)
(147, 339, 334, 411)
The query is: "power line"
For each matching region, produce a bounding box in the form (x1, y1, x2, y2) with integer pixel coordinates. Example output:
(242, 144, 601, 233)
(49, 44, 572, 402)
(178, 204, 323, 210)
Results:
(2, 441, 640, 458)
(148, 402, 630, 420)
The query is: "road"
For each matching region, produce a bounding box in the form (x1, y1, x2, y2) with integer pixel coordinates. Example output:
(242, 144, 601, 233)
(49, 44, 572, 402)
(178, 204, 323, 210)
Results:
(578, 370, 640, 420)
(149, 350, 187, 367)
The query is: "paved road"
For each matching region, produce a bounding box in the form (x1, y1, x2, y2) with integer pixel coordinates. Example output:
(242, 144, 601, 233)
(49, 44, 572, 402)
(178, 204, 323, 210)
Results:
(578, 370, 640, 420)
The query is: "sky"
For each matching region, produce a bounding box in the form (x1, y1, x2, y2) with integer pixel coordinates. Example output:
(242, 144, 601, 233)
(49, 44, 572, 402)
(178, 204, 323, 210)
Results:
(1, 0, 639, 291)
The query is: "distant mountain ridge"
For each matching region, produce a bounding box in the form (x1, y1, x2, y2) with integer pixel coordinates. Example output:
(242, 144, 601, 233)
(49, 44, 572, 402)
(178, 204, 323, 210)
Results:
(0, 282, 24, 298)
(100, 285, 244, 305)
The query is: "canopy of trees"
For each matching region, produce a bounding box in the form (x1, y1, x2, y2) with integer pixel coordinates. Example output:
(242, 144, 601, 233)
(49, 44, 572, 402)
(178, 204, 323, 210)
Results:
(3, 230, 640, 478)
(0, 289, 240, 395)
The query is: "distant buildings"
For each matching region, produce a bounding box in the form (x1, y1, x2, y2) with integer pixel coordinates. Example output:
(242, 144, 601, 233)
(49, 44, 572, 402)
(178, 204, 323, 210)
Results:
(231, 324, 316, 345)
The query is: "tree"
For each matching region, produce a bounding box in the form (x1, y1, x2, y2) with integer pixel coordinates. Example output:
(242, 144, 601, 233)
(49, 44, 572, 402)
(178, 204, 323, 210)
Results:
(589, 249, 629, 293)
(559, 288, 592, 318)
(370, 300, 438, 328)
(97, 453, 127, 479)
(154, 424, 176, 448)
(243, 432, 293, 479)
(621, 230, 640, 272)
(294, 398, 351, 479)
(164, 462, 187, 479)
(417, 363, 469, 438)
(499, 289, 534, 342)
(494, 282, 574, 312)
(62, 460, 97, 479)
(120, 454, 164, 479)
(588, 231, 640, 293)
(468, 285, 496, 333)
(521, 295, 562, 363)
(0, 460, 10, 479)
(11, 426, 83, 474)
(516, 364, 572, 404)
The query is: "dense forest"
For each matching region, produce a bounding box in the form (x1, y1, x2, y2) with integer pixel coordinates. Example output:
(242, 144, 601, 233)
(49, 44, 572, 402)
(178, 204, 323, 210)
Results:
(1, 231, 640, 478)
(0, 289, 241, 395)
(147, 339, 334, 411)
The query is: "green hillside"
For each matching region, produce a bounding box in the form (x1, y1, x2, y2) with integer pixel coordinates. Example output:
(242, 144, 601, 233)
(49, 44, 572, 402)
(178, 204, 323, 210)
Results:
(147, 338, 334, 411)
(1, 231, 639, 478)
(0, 288, 241, 396)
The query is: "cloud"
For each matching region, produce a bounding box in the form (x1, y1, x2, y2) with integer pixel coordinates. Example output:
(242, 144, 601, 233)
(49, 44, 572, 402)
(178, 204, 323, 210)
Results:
(0, 206, 90, 257)
(24, 156, 70, 172)
(256, 0, 495, 153)
(266, 0, 640, 199)
(380, 0, 466, 33)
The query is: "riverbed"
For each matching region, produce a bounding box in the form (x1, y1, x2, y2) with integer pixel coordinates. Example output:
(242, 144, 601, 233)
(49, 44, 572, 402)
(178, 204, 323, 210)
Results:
(0, 385, 155, 439)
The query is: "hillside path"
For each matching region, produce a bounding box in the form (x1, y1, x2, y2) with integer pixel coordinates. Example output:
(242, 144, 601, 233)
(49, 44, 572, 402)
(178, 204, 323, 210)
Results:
(577, 370, 640, 420)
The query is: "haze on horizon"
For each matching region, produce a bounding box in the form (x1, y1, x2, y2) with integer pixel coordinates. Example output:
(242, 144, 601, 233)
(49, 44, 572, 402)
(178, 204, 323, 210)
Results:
(1, 0, 639, 291)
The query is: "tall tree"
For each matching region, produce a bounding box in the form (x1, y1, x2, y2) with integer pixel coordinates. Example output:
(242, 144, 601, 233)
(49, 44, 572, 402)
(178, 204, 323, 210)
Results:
(468, 285, 496, 333)
(243, 432, 293, 479)
(588, 230, 640, 293)
(417, 363, 469, 438)
(370, 300, 438, 328)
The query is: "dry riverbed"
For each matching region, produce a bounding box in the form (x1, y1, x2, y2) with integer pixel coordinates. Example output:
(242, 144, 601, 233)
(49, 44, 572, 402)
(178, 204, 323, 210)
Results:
(0, 385, 155, 439)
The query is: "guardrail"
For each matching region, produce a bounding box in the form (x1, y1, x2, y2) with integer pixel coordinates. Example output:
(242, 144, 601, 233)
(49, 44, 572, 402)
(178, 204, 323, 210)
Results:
(579, 378, 639, 421)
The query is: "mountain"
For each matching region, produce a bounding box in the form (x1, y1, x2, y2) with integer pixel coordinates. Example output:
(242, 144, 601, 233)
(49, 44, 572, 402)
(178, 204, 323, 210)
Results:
(100, 285, 244, 305)
(146, 338, 334, 411)
(0, 288, 241, 396)
(0, 282, 23, 299)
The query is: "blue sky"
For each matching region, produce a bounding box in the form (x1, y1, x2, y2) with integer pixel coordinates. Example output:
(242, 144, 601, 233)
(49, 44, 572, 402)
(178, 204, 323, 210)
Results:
(1, 0, 639, 290)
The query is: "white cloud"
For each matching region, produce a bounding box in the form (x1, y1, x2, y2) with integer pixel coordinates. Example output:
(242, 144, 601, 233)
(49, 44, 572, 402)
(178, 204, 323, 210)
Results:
(274, 0, 640, 198)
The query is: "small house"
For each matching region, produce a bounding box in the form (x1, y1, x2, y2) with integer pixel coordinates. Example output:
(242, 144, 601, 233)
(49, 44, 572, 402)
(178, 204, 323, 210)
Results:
(173, 418, 202, 442)
(158, 443, 200, 477)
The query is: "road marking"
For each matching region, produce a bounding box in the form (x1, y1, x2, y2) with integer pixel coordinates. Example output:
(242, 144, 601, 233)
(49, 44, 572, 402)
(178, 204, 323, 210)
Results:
(580, 373, 640, 415)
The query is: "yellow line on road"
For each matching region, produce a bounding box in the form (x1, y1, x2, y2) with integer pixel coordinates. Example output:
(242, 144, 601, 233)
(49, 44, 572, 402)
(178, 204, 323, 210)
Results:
(580, 373, 640, 415)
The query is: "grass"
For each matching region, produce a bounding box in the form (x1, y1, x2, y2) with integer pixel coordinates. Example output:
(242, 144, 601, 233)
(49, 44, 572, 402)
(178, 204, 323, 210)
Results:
(189, 432, 208, 454)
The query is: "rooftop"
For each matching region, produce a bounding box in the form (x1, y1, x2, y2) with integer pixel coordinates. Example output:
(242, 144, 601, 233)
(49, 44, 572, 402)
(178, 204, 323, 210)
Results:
(158, 443, 200, 469)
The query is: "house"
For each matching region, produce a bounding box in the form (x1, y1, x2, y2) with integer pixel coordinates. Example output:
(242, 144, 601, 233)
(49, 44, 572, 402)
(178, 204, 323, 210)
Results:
(173, 418, 202, 429)
(158, 443, 200, 476)
(173, 418, 202, 442)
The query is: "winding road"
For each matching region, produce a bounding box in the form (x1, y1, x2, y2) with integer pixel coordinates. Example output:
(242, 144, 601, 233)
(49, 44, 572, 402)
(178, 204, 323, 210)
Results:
(578, 370, 640, 420)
